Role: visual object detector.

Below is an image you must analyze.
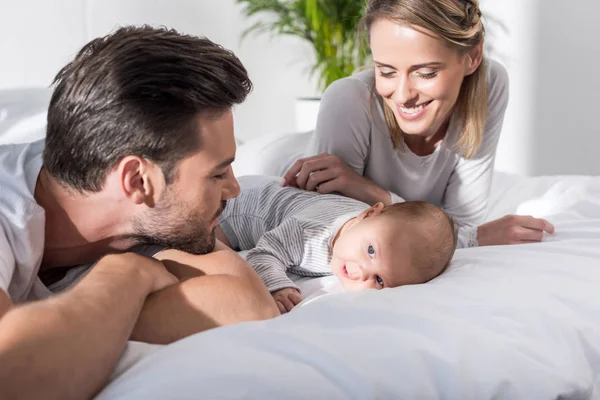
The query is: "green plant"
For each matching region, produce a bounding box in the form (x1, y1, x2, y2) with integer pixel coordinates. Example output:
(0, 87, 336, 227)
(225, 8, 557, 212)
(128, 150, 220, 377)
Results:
(237, 0, 370, 93)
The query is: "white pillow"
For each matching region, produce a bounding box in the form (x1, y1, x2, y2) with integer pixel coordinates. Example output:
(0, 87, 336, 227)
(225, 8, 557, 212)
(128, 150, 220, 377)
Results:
(233, 131, 312, 178)
(0, 88, 51, 144)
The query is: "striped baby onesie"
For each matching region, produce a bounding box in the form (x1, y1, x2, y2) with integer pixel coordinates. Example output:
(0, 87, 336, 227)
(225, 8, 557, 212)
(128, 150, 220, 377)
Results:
(219, 175, 369, 292)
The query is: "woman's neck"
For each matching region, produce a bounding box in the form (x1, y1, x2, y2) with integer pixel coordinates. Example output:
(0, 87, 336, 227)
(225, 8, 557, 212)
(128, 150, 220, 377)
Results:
(403, 117, 451, 156)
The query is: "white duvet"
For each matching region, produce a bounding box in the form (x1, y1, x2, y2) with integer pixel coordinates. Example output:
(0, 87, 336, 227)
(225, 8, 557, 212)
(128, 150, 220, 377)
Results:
(96, 170, 600, 398)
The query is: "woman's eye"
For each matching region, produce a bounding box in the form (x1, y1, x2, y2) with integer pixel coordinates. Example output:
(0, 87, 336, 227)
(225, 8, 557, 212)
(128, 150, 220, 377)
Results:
(377, 67, 396, 79)
(416, 71, 438, 79)
(378, 71, 395, 79)
(376, 275, 384, 287)
(367, 245, 375, 258)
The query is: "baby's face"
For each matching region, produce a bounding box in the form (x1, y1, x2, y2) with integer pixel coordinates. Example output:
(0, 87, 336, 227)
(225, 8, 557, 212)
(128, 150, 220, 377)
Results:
(330, 215, 423, 291)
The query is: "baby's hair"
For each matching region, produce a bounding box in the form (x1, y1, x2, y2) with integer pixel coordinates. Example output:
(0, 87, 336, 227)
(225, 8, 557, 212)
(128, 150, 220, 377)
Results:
(380, 201, 457, 281)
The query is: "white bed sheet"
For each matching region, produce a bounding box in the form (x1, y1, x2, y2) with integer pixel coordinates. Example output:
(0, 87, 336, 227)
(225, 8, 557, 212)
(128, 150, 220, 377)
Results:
(99, 166, 600, 397)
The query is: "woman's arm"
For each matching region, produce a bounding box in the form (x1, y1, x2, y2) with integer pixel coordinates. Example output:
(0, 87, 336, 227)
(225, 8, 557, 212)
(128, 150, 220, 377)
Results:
(443, 61, 553, 247)
(283, 75, 396, 205)
(304, 76, 372, 174)
(442, 61, 510, 246)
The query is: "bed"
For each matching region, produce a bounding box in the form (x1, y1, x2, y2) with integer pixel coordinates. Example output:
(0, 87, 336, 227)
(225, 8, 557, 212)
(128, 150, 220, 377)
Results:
(96, 134, 599, 399)
(2, 89, 599, 399)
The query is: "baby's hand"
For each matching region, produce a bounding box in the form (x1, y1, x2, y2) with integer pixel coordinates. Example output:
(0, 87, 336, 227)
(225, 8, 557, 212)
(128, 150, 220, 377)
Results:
(272, 288, 302, 314)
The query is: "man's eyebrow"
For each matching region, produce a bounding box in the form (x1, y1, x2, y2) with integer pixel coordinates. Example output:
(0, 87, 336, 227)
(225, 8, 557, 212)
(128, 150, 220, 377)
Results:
(212, 157, 235, 172)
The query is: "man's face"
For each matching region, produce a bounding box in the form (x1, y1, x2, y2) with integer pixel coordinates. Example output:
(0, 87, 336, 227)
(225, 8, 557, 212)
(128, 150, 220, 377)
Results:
(132, 110, 240, 254)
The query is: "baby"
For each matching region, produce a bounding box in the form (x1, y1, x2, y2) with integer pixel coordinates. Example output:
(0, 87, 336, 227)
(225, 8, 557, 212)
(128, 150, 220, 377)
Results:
(216, 175, 457, 313)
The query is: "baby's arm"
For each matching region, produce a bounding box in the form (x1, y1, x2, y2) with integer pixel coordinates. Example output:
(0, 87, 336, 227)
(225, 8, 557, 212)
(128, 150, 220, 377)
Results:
(245, 219, 306, 313)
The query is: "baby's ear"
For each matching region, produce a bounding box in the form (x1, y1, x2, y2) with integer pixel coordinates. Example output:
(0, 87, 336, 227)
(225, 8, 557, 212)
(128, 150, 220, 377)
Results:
(359, 202, 385, 220)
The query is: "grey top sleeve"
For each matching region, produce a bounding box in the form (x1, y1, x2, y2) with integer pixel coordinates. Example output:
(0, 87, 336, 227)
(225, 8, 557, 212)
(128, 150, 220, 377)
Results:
(304, 75, 406, 204)
(443, 65, 510, 247)
(305, 77, 371, 177)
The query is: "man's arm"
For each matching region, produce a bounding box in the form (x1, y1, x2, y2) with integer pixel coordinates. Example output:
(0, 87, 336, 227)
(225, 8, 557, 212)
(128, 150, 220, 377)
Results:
(0, 253, 177, 400)
(131, 242, 280, 344)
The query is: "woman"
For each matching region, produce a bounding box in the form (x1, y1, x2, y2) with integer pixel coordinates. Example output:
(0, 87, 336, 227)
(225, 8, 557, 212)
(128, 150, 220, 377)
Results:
(282, 0, 554, 248)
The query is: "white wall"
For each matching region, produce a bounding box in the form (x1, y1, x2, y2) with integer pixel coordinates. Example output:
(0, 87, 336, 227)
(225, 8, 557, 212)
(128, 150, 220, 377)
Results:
(479, 0, 539, 176)
(530, 0, 600, 176)
(0, 0, 599, 176)
(482, 0, 600, 176)
(0, 0, 316, 141)
(0, 0, 87, 88)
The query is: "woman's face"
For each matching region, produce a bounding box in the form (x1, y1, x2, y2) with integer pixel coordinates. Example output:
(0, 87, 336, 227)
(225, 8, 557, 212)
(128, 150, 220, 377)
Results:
(370, 19, 478, 139)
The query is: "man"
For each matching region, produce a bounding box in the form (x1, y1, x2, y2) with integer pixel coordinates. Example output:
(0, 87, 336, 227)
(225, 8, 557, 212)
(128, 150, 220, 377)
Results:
(0, 26, 279, 400)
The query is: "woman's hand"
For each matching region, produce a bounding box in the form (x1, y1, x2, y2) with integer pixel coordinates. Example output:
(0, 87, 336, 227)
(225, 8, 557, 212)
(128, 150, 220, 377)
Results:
(477, 215, 555, 246)
(281, 153, 391, 205)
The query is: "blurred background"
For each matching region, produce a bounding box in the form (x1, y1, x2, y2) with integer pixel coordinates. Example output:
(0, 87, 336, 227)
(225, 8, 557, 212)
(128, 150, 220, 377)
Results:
(0, 0, 598, 176)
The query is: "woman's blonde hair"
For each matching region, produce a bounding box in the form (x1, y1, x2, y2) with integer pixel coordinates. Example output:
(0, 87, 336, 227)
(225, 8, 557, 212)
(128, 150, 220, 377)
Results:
(359, 0, 487, 158)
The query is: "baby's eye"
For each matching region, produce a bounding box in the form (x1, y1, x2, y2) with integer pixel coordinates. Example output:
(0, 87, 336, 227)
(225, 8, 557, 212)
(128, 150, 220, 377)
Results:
(367, 245, 375, 258)
(376, 275, 384, 287)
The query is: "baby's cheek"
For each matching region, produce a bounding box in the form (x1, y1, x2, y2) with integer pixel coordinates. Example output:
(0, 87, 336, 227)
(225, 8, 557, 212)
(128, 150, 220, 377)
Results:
(330, 262, 344, 281)
(340, 280, 357, 291)
(341, 280, 370, 292)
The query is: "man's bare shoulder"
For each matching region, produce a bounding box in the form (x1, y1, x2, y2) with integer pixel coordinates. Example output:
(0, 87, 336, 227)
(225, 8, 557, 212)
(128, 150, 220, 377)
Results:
(153, 241, 251, 280)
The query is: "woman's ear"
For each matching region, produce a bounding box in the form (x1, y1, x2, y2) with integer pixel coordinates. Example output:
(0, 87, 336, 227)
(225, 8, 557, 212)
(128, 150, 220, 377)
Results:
(465, 40, 484, 76)
(358, 202, 385, 220)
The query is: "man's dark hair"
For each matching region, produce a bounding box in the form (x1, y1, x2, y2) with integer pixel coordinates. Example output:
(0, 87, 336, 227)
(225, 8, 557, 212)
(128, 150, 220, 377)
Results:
(44, 25, 252, 192)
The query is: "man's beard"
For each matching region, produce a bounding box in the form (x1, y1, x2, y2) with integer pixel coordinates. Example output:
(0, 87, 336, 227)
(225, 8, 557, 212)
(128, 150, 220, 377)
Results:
(129, 193, 226, 255)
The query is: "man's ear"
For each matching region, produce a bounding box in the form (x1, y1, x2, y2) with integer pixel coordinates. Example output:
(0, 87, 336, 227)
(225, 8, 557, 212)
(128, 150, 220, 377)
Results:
(119, 156, 157, 206)
(357, 202, 385, 220)
(464, 40, 484, 76)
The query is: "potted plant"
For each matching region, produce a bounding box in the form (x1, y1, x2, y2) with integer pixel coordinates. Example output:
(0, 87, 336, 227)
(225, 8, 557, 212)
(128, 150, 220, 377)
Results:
(236, 0, 370, 131)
